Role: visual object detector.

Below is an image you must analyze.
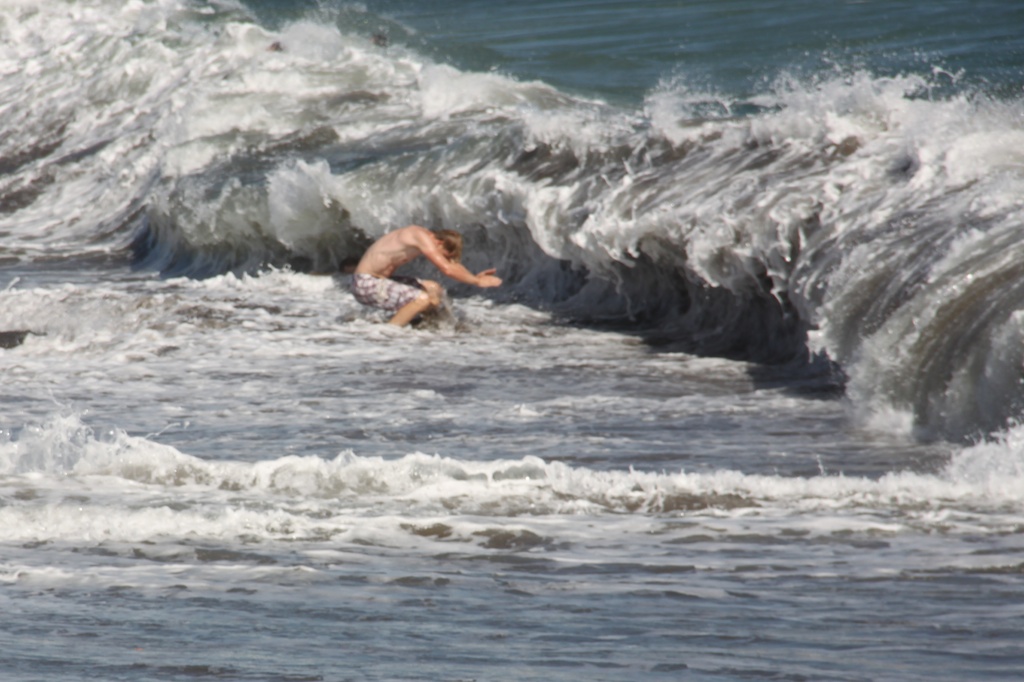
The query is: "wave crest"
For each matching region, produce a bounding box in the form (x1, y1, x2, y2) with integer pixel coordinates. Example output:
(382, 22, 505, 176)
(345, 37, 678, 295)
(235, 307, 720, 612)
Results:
(4, 0, 1024, 439)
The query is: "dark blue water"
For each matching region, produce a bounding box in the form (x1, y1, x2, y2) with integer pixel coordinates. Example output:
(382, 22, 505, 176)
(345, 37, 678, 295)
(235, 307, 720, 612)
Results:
(288, 0, 1024, 103)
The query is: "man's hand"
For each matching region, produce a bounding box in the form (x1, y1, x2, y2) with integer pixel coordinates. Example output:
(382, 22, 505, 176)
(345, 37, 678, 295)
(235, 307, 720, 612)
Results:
(475, 269, 502, 288)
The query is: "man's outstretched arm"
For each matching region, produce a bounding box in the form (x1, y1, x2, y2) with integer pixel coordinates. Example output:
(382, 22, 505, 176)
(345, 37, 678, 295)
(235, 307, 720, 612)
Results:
(412, 227, 502, 287)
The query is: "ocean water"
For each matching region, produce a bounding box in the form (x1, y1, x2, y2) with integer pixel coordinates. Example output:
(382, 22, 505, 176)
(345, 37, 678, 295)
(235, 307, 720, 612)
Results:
(2, 0, 1024, 680)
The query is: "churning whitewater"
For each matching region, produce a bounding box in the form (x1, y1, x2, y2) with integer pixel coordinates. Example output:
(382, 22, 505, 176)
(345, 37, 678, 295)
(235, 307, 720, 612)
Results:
(4, 0, 1024, 438)
(3, 0, 1024, 680)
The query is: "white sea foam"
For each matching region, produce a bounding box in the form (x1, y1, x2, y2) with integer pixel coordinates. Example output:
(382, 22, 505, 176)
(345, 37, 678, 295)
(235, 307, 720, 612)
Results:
(0, 410, 1015, 550)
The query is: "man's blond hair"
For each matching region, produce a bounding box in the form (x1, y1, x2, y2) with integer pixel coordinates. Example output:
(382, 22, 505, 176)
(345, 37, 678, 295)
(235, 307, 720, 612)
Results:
(434, 229, 463, 262)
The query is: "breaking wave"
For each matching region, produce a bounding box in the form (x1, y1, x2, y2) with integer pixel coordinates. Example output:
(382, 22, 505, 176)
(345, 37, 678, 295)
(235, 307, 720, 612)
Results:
(2, 0, 1024, 440)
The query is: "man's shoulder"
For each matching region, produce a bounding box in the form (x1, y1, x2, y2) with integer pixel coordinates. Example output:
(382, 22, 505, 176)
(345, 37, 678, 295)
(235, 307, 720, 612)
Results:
(392, 224, 433, 247)
(396, 224, 430, 238)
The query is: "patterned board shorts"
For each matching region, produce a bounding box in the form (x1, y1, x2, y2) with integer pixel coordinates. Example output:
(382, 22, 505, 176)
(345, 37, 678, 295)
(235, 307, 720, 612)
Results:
(351, 273, 426, 312)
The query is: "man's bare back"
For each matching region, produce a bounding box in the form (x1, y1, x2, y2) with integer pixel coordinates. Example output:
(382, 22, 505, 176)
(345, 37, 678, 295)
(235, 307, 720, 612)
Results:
(354, 226, 434, 279)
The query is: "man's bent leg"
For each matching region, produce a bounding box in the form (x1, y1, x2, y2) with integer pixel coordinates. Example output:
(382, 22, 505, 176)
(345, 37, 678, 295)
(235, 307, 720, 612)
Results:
(388, 292, 436, 326)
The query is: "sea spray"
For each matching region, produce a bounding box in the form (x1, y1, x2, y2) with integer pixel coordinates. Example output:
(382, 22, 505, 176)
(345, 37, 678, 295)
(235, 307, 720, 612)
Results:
(3, 0, 1024, 439)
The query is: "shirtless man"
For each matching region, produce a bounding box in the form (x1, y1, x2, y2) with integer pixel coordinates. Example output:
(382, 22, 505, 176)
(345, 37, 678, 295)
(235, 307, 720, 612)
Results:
(351, 225, 502, 326)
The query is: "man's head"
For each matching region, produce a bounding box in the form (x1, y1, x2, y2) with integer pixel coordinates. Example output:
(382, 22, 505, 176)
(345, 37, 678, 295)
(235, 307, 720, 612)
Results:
(433, 229, 463, 262)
